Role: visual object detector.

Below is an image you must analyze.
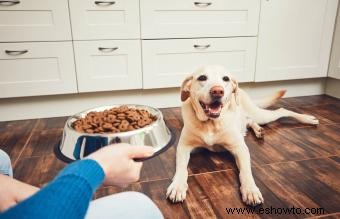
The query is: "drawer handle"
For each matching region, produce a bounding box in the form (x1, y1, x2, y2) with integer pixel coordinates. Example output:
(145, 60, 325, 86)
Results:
(194, 44, 210, 50)
(5, 50, 28, 55)
(98, 47, 118, 52)
(194, 2, 212, 7)
(0, 0, 20, 6)
(94, 1, 115, 6)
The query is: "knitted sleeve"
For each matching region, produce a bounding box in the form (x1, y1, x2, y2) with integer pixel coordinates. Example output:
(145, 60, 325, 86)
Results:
(0, 159, 105, 219)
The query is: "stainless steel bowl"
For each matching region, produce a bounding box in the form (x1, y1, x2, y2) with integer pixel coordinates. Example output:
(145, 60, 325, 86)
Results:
(54, 104, 174, 162)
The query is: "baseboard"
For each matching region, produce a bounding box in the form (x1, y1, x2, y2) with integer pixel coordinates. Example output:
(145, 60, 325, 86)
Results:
(325, 78, 340, 98)
(0, 78, 326, 121)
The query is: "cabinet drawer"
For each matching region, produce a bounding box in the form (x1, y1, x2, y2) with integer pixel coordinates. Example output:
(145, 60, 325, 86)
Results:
(69, 0, 140, 40)
(0, 0, 71, 42)
(0, 42, 77, 98)
(140, 0, 260, 39)
(142, 37, 257, 89)
(74, 40, 142, 92)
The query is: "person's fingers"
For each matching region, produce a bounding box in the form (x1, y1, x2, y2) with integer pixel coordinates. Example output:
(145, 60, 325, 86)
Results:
(127, 146, 155, 159)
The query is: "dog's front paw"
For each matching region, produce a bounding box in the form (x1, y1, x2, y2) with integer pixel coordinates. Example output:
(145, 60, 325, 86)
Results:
(166, 180, 188, 203)
(254, 127, 264, 139)
(240, 185, 264, 206)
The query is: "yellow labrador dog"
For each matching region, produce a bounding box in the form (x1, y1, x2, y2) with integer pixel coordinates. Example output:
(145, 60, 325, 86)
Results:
(166, 65, 319, 206)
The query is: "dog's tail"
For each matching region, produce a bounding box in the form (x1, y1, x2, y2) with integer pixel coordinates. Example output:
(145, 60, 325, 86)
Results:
(255, 90, 286, 108)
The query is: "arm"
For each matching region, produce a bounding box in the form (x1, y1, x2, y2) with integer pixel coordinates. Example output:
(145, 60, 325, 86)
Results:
(0, 159, 105, 219)
(0, 144, 154, 219)
(0, 175, 39, 212)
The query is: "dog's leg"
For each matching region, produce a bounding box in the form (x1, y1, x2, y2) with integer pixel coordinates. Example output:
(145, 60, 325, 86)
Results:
(240, 89, 318, 125)
(166, 136, 193, 202)
(251, 107, 319, 125)
(227, 136, 264, 206)
(246, 118, 264, 138)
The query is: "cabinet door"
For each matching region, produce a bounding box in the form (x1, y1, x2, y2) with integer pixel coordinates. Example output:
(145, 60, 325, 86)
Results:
(329, 3, 340, 80)
(69, 0, 140, 40)
(140, 0, 260, 39)
(0, 42, 77, 98)
(255, 0, 338, 82)
(142, 37, 257, 89)
(0, 0, 71, 42)
(74, 40, 142, 92)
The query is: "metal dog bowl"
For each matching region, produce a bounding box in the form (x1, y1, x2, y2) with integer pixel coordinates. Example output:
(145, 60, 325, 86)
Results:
(54, 104, 175, 163)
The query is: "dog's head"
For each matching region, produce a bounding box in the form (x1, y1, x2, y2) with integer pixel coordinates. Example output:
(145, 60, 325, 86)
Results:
(181, 65, 239, 121)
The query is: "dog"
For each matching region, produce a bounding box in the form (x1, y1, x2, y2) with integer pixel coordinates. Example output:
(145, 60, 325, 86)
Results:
(166, 65, 319, 206)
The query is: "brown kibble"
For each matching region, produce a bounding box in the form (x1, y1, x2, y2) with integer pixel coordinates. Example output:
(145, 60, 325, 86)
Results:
(72, 106, 156, 133)
(86, 129, 94, 134)
(127, 125, 135, 131)
(82, 124, 92, 130)
(107, 114, 117, 123)
(103, 123, 113, 130)
(118, 124, 128, 131)
(137, 120, 146, 127)
(113, 122, 120, 127)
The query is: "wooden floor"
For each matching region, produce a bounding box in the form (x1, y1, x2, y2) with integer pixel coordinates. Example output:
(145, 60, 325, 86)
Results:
(1, 95, 339, 219)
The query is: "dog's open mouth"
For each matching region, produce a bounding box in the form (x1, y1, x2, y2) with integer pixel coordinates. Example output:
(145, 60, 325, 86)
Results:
(199, 100, 223, 118)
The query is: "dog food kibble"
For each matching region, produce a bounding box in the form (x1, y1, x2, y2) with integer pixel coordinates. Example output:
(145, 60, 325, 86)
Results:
(72, 105, 157, 134)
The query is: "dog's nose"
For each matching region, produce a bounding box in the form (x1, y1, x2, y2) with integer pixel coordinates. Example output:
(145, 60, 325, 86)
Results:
(210, 86, 224, 98)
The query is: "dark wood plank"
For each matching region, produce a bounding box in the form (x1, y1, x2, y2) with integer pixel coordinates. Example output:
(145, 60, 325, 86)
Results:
(255, 158, 340, 216)
(293, 104, 340, 125)
(14, 154, 66, 187)
(278, 95, 340, 108)
(20, 117, 67, 158)
(329, 156, 340, 164)
(0, 119, 38, 164)
(246, 124, 340, 166)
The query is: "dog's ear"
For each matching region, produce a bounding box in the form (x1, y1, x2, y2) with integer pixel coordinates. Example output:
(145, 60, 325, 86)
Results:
(180, 75, 193, 102)
(231, 77, 240, 105)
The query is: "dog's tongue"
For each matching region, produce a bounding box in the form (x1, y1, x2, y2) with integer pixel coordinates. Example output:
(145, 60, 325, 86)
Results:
(200, 101, 222, 117)
(208, 105, 221, 114)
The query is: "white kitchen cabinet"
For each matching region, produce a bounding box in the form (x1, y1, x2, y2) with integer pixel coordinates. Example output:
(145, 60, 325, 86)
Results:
(0, 0, 71, 42)
(255, 0, 338, 82)
(140, 0, 260, 39)
(74, 40, 142, 92)
(69, 0, 140, 40)
(142, 37, 257, 89)
(329, 3, 340, 80)
(0, 42, 77, 98)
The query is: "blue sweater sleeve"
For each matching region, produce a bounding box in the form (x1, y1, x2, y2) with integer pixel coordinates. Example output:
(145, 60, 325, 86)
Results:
(0, 159, 105, 219)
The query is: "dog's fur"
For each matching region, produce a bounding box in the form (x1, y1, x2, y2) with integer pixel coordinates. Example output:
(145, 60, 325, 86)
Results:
(166, 65, 319, 206)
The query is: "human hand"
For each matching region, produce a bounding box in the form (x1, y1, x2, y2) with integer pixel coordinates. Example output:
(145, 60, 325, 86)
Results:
(86, 143, 154, 187)
(0, 175, 39, 212)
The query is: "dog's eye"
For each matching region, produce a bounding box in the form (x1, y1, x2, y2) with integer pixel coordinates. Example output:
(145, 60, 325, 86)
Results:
(197, 75, 207, 81)
(222, 76, 230, 82)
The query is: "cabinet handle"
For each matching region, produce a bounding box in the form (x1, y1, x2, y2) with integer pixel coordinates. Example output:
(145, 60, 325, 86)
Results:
(0, 0, 20, 6)
(194, 44, 210, 50)
(98, 47, 118, 52)
(5, 50, 28, 55)
(194, 2, 212, 7)
(94, 1, 115, 6)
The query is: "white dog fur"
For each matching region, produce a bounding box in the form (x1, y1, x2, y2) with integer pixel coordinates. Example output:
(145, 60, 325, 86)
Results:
(166, 65, 319, 206)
